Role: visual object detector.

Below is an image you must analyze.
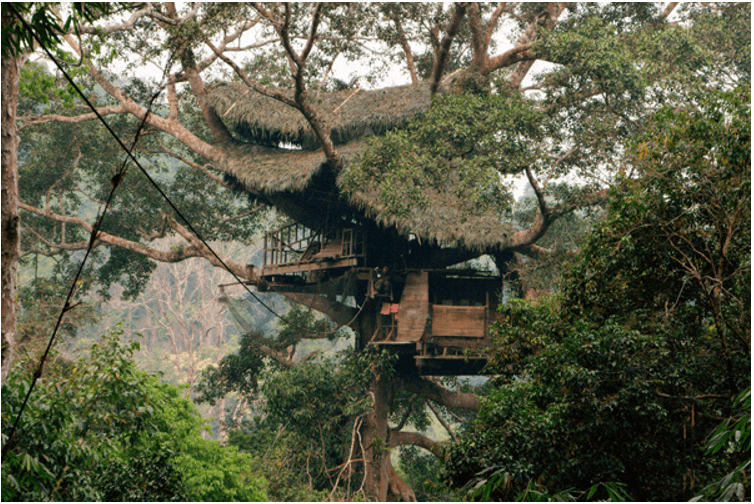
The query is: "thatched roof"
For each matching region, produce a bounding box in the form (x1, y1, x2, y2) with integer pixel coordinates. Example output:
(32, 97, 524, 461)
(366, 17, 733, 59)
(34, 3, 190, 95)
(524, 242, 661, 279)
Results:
(207, 82, 432, 149)
(211, 82, 516, 252)
(218, 139, 366, 194)
(216, 138, 516, 251)
(340, 169, 517, 252)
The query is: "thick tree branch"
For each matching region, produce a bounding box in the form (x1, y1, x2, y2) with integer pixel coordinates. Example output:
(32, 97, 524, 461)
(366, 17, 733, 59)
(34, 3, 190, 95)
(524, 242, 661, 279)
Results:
(467, 3, 488, 71)
(163, 3, 234, 145)
(390, 14, 418, 84)
(404, 375, 479, 410)
(166, 82, 179, 121)
(279, 292, 357, 328)
(63, 34, 222, 162)
(249, 3, 341, 169)
(661, 2, 680, 20)
(389, 430, 443, 459)
(75, 3, 154, 34)
(19, 201, 253, 282)
(166, 219, 251, 279)
(486, 3, 511, 49)
(486, 42, 536, 73)
(430, 3, 468, 95)
(19, 202, 212, 265)
(504, 3, 567, 85)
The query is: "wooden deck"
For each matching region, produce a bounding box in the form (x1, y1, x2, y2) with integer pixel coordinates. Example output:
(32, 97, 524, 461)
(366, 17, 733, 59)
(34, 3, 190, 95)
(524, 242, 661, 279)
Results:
(262, 257, 359, 276)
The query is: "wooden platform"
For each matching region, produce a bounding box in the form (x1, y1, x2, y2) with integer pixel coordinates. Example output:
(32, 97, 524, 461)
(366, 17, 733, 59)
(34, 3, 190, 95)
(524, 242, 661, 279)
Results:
(262, 257, 359, 276)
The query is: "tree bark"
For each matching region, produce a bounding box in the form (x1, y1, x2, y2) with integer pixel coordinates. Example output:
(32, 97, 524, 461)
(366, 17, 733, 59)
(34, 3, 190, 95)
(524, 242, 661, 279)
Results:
(1, 44, 25, 385)
(361, 373, 392, 501)
(404, 375, 480, 410)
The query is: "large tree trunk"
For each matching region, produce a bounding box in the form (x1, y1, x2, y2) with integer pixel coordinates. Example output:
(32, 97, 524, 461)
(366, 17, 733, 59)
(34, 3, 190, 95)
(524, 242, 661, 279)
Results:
(361, 373, 392, 501)
(1, 46, 24, 385)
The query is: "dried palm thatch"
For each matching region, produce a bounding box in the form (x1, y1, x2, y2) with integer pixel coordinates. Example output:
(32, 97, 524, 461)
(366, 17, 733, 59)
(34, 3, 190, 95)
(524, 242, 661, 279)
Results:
(218, 138, 366, 193)
(206, 81, 433, 149)
(217, 138, 515, 250)
(211, 81, 514, 251)
(339, 168, 517, 252)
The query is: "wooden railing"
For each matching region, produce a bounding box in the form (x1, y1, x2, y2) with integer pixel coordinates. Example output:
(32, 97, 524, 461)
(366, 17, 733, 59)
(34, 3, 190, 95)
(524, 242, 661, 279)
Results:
(263, 222, 320, 267)
(263, 223, 365, 268)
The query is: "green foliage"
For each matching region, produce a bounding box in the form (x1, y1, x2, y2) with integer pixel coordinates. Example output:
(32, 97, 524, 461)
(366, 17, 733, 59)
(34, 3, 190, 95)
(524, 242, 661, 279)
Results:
(567, 84, 750, 361)
(195, 303, 350, 405)
(343, 91, 532, 218)
(444, 86, 750, 501)
(225, 347, 397, 500)
(16, 277, 100, 363)
(398, 444, 458, 501)
(692, 388, 751, 502)
(1, 327, 185, 501)
(19, 60, 78, 110)
(1, 327, 268, 502)
(1, 3, 110, 59)
(195, 329, 266, 404)
(17, 75, 265, 300)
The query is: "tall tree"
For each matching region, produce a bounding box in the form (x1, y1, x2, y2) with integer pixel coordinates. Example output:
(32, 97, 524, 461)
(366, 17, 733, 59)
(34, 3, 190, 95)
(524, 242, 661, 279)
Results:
(12, 2, 749, 499)
(446, 84, 750, 501)
(1, 2, 111, 384)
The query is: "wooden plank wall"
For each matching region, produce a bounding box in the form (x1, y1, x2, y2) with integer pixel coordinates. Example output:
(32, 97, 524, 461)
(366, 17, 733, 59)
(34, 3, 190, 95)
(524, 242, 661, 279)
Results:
(431, 305, 486, 338)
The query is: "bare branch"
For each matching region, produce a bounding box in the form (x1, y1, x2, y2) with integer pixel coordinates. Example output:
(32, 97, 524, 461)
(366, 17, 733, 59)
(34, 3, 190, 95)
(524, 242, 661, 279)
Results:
(78, 4, 155, 34)
(300, 3, 323, 66)
(205, 40, 299, 108)
(427, 401, 457, 442)
(18, 106, 127, 129)
(196, 19, 266, 72)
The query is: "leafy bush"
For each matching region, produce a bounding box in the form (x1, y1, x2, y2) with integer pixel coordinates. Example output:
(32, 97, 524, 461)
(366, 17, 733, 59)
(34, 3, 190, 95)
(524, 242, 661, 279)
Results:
(1, 327, 267, 501)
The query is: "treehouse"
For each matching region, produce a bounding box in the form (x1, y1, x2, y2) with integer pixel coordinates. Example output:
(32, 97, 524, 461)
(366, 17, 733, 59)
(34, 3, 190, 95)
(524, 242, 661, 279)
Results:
(206, 81, 519, 375)
(255, 215, 501, 374)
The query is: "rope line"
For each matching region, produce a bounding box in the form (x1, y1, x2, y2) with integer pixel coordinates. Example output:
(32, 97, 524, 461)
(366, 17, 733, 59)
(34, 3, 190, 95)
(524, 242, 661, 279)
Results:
(3, 1, 368, 455)
(2, 2, 167, 457)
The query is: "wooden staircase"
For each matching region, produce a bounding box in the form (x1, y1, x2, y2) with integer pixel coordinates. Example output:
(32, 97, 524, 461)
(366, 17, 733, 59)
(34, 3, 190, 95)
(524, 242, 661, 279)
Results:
(396, 271, 428, 343)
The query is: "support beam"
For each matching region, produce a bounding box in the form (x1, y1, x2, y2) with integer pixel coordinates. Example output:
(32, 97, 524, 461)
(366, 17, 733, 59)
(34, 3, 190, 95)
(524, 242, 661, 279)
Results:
(281, 292, 358, 328)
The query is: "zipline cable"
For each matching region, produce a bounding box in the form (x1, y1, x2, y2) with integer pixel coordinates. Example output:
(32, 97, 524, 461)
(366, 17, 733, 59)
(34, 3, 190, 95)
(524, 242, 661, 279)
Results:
(3, 2, 363, 457)
(0, 3, 185, 458)
(10, 4, 350, 335)
(1, 3, 169, 459)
